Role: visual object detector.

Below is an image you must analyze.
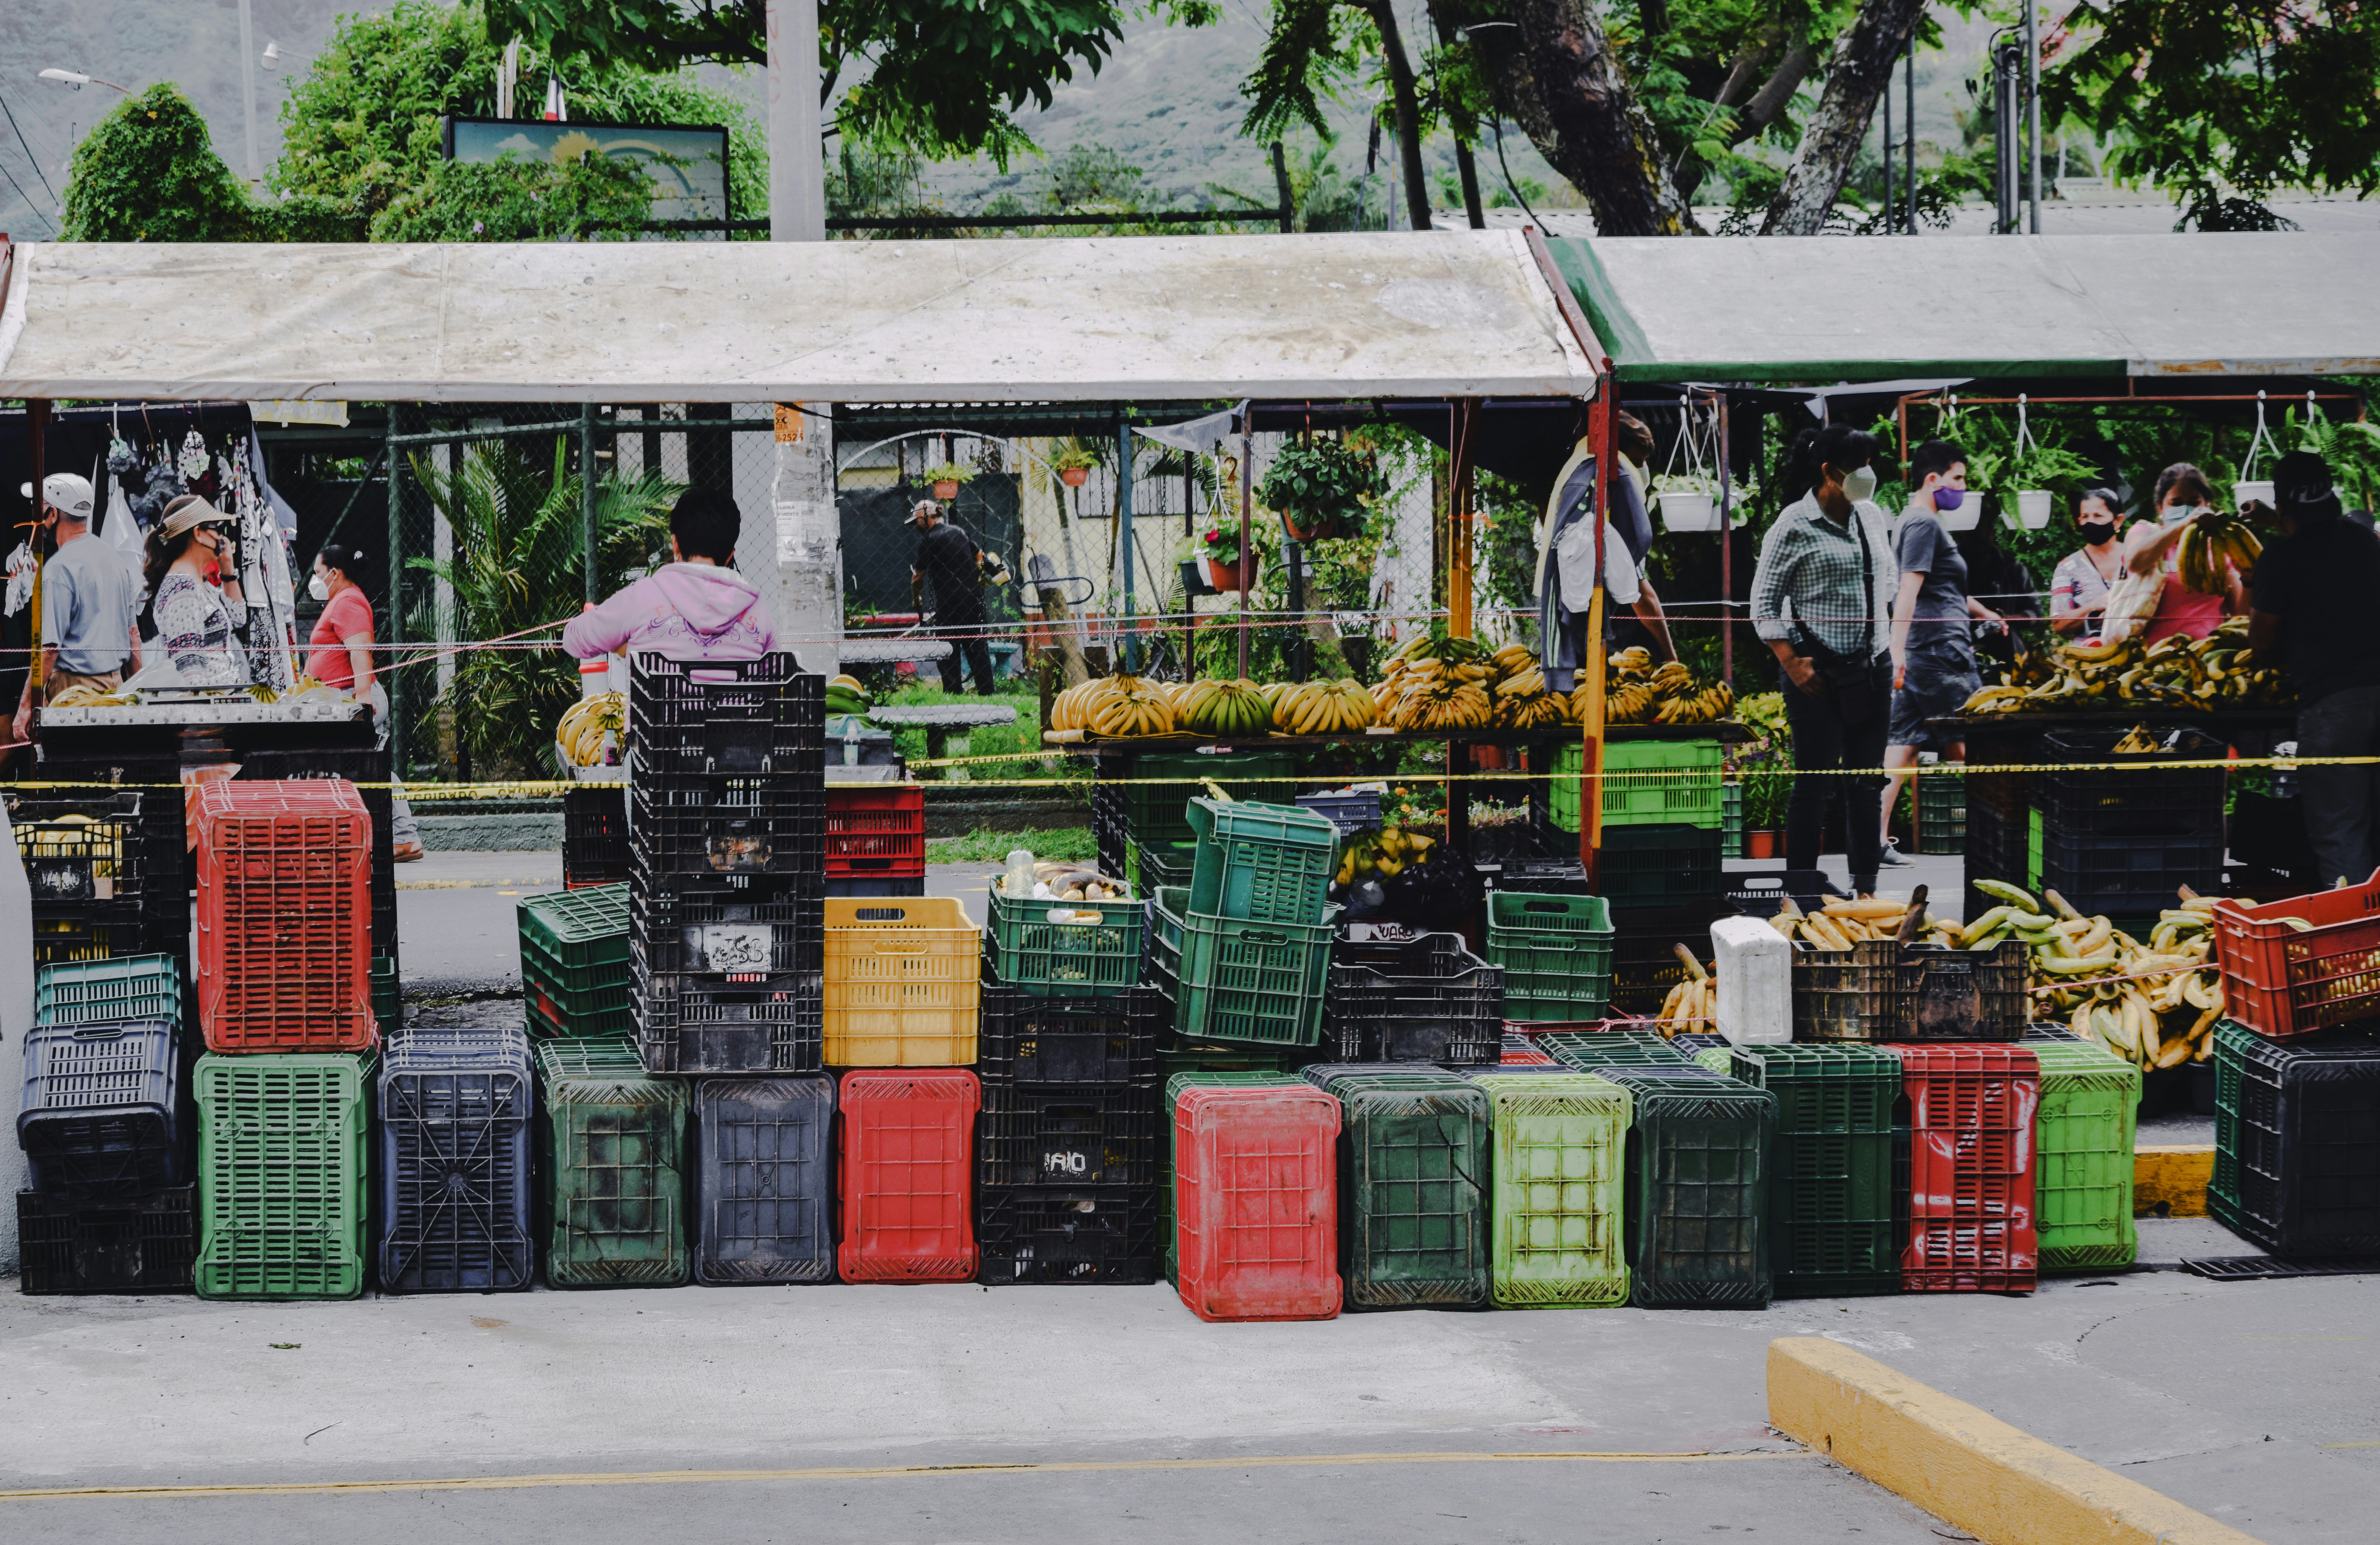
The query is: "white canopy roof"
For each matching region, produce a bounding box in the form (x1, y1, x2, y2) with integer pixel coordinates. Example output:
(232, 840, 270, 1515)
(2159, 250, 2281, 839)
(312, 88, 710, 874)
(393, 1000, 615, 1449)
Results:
(0, 230, 1598, 404)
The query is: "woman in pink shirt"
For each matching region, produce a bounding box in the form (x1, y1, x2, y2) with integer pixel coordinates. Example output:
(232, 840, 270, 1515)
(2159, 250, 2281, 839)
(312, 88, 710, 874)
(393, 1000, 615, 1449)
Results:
(2123, 464, 2248, 644)
(307, 543, 376, 694)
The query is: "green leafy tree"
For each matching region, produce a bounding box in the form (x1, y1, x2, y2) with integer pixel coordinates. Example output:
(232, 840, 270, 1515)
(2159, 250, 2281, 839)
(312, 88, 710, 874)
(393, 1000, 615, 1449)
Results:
(368, 153, 662, 241)
(60, 83, 272, 241)
(2047, 0, 2380, 229)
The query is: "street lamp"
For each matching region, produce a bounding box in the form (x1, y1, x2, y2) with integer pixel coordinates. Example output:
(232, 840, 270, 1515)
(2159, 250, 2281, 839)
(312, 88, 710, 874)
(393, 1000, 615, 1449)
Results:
(38, 68, 131, 94)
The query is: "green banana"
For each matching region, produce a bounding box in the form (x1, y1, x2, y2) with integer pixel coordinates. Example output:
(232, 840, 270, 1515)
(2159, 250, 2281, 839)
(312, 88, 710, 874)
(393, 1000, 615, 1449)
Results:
(1972, 878, 2040, 913)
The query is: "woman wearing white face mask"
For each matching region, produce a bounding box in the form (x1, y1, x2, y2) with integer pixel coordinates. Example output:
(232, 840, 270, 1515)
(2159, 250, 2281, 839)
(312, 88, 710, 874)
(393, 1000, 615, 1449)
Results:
(2122, 463, 2249, 644)
(305, 544, 376, 702)
(141, 495, 250, 687)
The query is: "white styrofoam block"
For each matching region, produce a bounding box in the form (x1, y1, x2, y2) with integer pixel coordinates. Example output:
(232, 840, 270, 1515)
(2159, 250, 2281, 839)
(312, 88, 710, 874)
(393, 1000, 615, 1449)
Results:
(1710, 915, 1792, 1045)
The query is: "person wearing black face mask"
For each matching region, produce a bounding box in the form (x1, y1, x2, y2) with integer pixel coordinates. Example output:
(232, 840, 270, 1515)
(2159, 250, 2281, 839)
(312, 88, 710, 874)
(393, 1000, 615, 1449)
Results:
(2049, 488, 2126, 638)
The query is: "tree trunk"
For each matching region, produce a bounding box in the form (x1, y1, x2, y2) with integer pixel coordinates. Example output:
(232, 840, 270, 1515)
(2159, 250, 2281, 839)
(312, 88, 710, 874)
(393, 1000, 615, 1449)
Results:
(1364, 0, 1437, 231)
(1759, 0, 1928, 235)
(1453, 138, 1487, 227)
(1465, 0, 1686, 236)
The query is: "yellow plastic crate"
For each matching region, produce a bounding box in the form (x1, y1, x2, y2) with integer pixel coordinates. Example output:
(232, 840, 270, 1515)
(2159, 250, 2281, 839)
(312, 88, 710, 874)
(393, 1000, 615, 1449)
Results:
(822, 896, 982, 1066)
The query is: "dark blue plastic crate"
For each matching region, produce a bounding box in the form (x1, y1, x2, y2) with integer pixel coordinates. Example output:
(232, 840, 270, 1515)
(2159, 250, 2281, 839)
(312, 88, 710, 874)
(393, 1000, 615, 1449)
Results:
(693, 1075, 837, 1284)
(377, 1027, 535, 1293)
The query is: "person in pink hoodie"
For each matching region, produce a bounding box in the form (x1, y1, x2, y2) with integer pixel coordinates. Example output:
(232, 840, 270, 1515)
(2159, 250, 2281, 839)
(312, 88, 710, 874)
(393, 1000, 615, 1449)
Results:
(562, 487, 780, 664)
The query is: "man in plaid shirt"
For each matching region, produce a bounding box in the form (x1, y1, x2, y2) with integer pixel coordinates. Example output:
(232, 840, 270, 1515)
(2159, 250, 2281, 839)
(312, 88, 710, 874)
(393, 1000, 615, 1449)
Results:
(1750, 424, 1896, 900)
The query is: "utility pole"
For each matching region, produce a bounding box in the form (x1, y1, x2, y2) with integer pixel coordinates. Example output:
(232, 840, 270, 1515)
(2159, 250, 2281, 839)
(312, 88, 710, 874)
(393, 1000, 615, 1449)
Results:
(238, 0, 259, 182)
(768, 0, 838, 674)
(768, 0, 826, 241)
(2023, 0, 2041, 233)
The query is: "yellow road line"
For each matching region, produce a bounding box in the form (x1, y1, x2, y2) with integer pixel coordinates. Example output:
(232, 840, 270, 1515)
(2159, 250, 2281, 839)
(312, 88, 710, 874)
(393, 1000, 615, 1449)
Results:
(2320, 1440, 2380, 1449)
(0, 1449, 1806, 1502)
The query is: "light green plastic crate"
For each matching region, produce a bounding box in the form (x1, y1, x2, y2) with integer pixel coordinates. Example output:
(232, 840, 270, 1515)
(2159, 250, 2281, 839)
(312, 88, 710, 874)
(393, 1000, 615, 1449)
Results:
(195, 1052, 371, 1300)
(2033, 1042, 2140, 1272)
(1471, 1072, 1632, 1308)
(1549, 738, 1725, 833)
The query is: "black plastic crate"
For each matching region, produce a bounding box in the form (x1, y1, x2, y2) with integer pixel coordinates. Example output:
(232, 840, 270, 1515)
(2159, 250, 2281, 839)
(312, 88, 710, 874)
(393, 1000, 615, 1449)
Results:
(378, 1028, 535, 1293)
(635, 964, 824, 1075)
(6, 789, 186, 965)
(1595, 823, 1725, 909)
(1323, 928, 1504, 1066)
(1091, 777, 1131, 894)
(1484, 859, 1593, 895)
(17, 1185, 195, 1294)
(630, 776, 826, 884)
(632, 873, 824, 977)
(1295, 788, 1381, 835)
(2036, 727, 2226, 834)
(629, 652, 825, 776)
(2230, 791, 2320, 883)
(1601, 1065, 1774, 1308)
(1967, 767, 2027, 822)
(17, 1019, 182, 1195)
(977, 1185, 1159, 1284)
(564, 784, 632, 889)
(978, 1083, 1161, 1188)
(693, 1075, 837, 1284)
(979, 979, 1160, 1086)
(826, 875, 926, 897)
(1607, 899, 1739, 1018)
(2034, 819, 2224, 919)
(2219, 1024, 2380, 1258)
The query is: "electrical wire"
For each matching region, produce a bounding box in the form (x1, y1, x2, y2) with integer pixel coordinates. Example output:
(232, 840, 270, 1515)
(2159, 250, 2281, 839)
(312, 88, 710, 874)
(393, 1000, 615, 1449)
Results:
(0, 89, 58, 209)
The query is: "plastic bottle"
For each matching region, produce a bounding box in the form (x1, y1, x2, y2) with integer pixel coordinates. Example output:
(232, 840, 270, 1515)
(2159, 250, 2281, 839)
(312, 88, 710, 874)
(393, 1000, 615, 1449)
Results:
(1003, 848, 1035, 900)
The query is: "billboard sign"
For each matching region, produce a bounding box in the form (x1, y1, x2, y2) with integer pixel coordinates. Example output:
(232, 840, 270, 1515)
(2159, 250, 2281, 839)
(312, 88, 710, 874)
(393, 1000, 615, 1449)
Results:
(442, 117, 731, 231)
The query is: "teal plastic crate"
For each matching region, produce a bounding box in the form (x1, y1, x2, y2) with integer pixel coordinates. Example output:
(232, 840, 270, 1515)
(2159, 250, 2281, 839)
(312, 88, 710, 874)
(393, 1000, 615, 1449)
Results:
(986, 887, 1142, 997)
(1153, 886, 1337, 1048)
(1186, 798, 1338, 925)
(195, 1052, 371, 1300)
(36, 954, 180, 1029)
(1550, 738, 1725, 832)
(1485, 892, 1614, 1022)
(519, 885, 633, 1038)
(1132, 838, 1196, 895)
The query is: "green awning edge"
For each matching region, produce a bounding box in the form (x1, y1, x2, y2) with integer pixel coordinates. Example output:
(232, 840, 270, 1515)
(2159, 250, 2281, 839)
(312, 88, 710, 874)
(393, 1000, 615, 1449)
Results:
(1607, 356, 2130, 384)
(1542, 238, 1652, 375)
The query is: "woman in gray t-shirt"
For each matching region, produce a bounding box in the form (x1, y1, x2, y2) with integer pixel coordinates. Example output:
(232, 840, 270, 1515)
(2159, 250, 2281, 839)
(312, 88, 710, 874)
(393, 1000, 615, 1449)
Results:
(1880, 440, 2006, 862)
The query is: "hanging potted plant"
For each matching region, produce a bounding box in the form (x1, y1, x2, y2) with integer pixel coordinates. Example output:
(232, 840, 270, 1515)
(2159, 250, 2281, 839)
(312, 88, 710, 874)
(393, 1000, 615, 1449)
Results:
(1051, 440, 1097, 489)
(924, 461, 973, 501)
(1258, 435, 1383, 543)
(1198, 526, 1244, 591)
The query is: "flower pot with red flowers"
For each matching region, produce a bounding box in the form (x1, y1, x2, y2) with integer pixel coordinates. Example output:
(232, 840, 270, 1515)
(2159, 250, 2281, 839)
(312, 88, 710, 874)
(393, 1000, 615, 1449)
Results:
(924, 461, 973, 503)
(1052, 440, 1097, 490)
(1257, 433, 1386, 547)
(1198, 527, 1243, 592)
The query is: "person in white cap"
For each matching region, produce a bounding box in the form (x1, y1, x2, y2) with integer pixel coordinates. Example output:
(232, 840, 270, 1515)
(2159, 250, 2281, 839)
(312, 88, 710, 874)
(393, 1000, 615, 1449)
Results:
(12, 472, 141, 740)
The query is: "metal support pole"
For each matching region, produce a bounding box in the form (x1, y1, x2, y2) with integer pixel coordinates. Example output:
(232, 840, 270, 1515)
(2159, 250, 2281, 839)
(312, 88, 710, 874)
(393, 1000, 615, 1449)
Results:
(2024, 0, 2041, 234)
(1448, 400, 1479, 637)
(386, 405, 406, 776)
(1580, 376, 1612, 883)
(581, 404, 599, 608)
(1717, 391, 1733, 680)
(1904, 36, 1917, 234)
(1285, 540, 1308, 682)
(1237, 420, 1253, 681)
(1881, 73, 1893, 237)
(1117, 420, 1136, 674)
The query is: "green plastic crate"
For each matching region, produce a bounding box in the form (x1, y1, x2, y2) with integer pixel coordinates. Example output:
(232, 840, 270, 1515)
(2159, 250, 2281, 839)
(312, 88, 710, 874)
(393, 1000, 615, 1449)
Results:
(1471, 1071, 1631, 1308)
(519, 885, 632, 1033)
(1485, 892, 1615, 1022)
(1722, 780, 1743, 856)
(1916, 770, 1967, 857)
(36, 953, 180, 1029)
(1330, 1071, 1490, 1310)
(2210, 1016, 2257, 1231)
(1162, 1070, 1307, 1283)
(1120, 753, 1297, 850)
(1601, 1066, 1774, 1308)
(1132, 838, 1196, 895)
(1727, 1044, 1902, 1298)
(194, 1052, 371, 1300)
(2033, 1042, 2140, 1272)
(1536, 1029, 1691, 1069)
(986, 887, 1141, 997)
(1155, 887, 1338, 1048)
(519, 884, 631, 966)
(1549, 738, 1726, 832)
(536, 1036, 691, 1288)
(1186, 798, 1338, 925)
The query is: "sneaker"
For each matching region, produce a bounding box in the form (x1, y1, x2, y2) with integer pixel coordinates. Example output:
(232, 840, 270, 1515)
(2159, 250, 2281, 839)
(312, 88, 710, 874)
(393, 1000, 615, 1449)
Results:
(1877, 839, 1914, 868)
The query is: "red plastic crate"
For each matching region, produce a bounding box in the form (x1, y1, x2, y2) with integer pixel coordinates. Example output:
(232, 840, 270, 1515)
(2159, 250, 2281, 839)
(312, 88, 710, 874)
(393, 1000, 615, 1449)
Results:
(2212, 868, 2380, 1040)
(1885, 1043, 2039, 1293)
(1499, 1034, 1557, 1065)
(825, 785, 926, 878)
(1174, 1085, 1341, 1322)
(193, 779, 375, 1052)
(837, 1067, 980, 1282)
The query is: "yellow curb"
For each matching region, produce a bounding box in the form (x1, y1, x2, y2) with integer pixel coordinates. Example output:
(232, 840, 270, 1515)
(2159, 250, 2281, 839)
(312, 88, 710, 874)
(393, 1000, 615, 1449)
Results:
(2136, 1144, 2215, 1219)
(1767, 1337, 2262, 1545)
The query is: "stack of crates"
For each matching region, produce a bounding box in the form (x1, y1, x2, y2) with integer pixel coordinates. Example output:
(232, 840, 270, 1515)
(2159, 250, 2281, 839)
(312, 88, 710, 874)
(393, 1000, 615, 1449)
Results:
(1107, 751, 1297, 894)
(976, 965, 1161, 1284)
(1911, 755, 1966, 857)
(16, 956, 194, 1293)
(235, 748, 399, 999)
(1549, 738, 1725, 907)
(825, 783, 926, 897)
(7, 789, 182, 968)
(1170, 1073, 1342, 1320)
(628, 653, 826, 1077)
(2029, 728, 2225, 925)
(190, 778, 376, 1300)
(379, 1025, 534, 1292)
(519, 885, 632, 1040)
(535, 1038, 691, 1287)
(1304, 1066, 1490, 1311)
(1147, 797, 1341, 1051)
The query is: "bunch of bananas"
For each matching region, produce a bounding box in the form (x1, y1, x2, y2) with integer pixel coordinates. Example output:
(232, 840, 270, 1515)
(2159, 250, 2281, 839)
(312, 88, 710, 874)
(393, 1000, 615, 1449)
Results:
(557, 692, 626, 767)
(1761, 894, 1967, 950)
(826, 674, 873, 718)
(1177, 678, 1274, 737)
(1655, 944, 1715, 1034)
(1333, 822, 1435, 887)
(1585, 652, 1735, 725)
(44, 683, 136, 709)
(1961, 617, 2285, 714)
(1481, 641, 1570, 726)
(2178, 508, 2263, 596)
(1268, 678, 1377, 734)
(1981, 879, 2226, 1068)
(1375, 635, 1497, 731)
(1050, 674, 1178, 737)
(16, 811, 123, 878)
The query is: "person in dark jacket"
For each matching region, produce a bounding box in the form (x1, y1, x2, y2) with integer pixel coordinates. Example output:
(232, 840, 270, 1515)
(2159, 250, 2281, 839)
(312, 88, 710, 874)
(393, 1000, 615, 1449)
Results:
(910, 500, 998, 695)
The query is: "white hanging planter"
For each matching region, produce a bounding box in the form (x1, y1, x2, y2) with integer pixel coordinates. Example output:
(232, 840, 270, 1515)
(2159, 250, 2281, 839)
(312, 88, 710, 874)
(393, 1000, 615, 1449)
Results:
(1654, 394, 1729, 534)
(2235, 479, 2275, 510)
(1659, 489, 1720, 533)
(1936, 498, 1984, 532)
(2014, 489, 2055, 530)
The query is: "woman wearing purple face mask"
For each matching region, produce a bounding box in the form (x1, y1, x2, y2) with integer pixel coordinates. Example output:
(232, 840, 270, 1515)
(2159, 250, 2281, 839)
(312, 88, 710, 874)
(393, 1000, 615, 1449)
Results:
(1878, 440, 2003, 865)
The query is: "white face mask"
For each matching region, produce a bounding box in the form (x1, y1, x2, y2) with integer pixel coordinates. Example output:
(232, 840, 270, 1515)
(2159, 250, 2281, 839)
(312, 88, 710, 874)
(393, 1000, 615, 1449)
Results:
(1841, 465, 1879, 502)
(308, 574, 330, 602)
(2157, 504, 2203, 526)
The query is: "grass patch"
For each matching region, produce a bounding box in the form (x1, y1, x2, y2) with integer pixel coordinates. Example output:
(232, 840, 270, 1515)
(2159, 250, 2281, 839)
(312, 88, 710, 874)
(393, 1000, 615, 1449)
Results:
(877, 684, 1088, 784)
(926, 825, 1097, 865)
